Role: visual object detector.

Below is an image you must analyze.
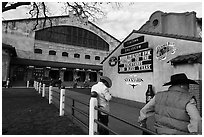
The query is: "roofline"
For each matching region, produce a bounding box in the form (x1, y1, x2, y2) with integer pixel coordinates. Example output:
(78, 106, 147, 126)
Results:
(100, 30, 134, 64)
(2, 15, 121, 43)
(88, 21, 121, 43)
(101, 30, 202, 64)
(11, 58, 103, 70)
(133, 30, 202, 42)
(2, 15, 70, 22)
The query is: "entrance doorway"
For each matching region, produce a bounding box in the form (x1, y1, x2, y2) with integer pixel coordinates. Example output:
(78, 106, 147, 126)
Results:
(14, 67, 25, 81)
(49, 70, 59, 80)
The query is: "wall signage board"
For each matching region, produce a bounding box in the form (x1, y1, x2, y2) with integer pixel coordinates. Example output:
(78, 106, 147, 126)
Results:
(123, 36, 144, 47)
(118, 48, 153, 73)
(121, 42, 148, 54)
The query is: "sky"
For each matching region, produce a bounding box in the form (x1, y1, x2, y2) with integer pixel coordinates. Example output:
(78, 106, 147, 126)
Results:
(1, 1, 202, 41)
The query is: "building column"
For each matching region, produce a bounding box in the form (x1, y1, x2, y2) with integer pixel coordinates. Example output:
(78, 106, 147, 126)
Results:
(45, 67, 51, 78)
(27, 66, 35, 80)
(85, 70, 90, 81)
(73, 69, 79, 81)
(60, 68, 66, 82)
(96, 71, 101, 82)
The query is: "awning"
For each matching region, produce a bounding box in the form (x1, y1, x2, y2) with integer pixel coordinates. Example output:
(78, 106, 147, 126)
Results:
(10, 58, 102, 70)
(168, 52, 202, 65)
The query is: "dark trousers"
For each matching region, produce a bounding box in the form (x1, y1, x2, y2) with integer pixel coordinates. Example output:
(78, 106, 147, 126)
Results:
(98, 112, 109, 135)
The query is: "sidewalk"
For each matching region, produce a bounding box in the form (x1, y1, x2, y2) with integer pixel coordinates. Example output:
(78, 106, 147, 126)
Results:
(2, 88, 85, 135)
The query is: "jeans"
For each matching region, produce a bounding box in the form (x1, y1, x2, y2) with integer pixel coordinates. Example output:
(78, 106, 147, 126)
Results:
(98, 112, 109, 135)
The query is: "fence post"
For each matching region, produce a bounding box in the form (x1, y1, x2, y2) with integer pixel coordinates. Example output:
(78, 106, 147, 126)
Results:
(27, 81, 29, 88)
(89, 91, 98, 135)
(36, 82, 39, 91)
(6, 78, 10, 88)
(38, 82, 42, 94)
(42, 83, 45, 97)
(34, 81, 36, 89)
(49, 85, 53, 104)
(38, 82, 41, 94)
(59, 86, 65, 116)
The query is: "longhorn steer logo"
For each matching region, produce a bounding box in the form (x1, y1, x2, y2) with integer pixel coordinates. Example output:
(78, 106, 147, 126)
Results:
(124, 75, 143, 89)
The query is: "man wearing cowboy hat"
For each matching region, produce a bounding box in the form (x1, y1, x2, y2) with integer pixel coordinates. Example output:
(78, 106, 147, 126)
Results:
(91, 76, 112, 135)
(138, 73, 202, 135)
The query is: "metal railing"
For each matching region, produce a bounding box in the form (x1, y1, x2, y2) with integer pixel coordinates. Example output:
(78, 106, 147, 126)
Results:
(94, 107, 157, 135)
(33, 81, 157, 135)
(64, 95, 89, 131)
(89, 91, 157, 135)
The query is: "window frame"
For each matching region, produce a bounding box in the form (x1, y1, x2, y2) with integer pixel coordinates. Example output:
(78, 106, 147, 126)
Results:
(62, 52, 68, 57)
(74, 53, 80, 58)
(34, 48, 42, 54)
(85, 55, 91, 59)
(95, 56, 100, 60)
(49, 50, 56, 55)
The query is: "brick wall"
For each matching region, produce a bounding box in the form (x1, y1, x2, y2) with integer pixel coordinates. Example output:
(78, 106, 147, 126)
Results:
(189, 80, 202, 116)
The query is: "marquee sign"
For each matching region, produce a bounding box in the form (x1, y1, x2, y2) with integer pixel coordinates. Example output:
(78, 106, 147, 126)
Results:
(121, 42, 148, 54)
(118, 48, 153, 73)
(123, 36, 144, 47)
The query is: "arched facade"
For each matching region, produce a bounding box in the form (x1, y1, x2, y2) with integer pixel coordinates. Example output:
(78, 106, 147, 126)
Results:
(2, 14, 120, 87)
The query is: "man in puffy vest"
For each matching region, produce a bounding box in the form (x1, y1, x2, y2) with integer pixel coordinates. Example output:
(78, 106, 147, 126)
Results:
(138, 73, 202, 135)
(91, 76, 112, 135)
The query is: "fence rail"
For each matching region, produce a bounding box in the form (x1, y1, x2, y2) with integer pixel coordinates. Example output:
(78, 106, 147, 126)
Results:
(95, 107, 157, 135)
(33, 81, 157, 135)
(64, 95, 89, 131)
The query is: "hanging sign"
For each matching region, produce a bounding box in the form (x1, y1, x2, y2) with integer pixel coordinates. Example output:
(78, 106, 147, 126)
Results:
(123, 36, 144, 47)
(121, 42, 148, 54)
(118, 48, 153, 73)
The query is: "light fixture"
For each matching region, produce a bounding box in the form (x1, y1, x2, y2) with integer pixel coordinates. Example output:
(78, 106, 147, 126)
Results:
(61, 68, 66, 70)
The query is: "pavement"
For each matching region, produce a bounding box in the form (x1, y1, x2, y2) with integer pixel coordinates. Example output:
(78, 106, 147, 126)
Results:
(2, 87, 156, 135)
(64, 88, 156, 135)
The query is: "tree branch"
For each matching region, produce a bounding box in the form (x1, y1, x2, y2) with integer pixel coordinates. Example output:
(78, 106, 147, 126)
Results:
(2, 2, 31, 12)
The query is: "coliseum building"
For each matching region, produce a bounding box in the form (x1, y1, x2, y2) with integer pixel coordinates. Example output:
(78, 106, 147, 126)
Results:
(2, 13, 120, 87)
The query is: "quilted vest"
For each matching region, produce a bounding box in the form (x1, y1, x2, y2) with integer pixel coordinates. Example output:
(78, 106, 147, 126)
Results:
(155, 88, 193, 135)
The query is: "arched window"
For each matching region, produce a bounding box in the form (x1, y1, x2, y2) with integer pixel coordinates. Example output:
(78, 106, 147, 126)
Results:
(74, 53, 80, 58)
(95, 56, 100, 60)
(35, 26, 110, 51)
(62, 52, 68, 57)
(49, 50, 56, 55)
(85, 55, 90, 59)
(34, 48, 42, 54)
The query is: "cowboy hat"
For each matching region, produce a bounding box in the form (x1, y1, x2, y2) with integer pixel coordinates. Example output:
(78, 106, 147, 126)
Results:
(100, 76, 112, 88)
(163, 73, 198, 86)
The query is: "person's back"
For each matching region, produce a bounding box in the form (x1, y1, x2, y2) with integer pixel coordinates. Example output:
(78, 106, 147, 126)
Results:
(155, 86, 193, 134)
(91, 81, 111, 112)
(138, 73, 202, 135)
(91, 76, 112, 135)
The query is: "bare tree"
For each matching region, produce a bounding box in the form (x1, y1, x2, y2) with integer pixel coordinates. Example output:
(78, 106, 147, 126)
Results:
(3, 2, 105, 28)
(2, 2, 123, 30)
(2, 2, 31, 12)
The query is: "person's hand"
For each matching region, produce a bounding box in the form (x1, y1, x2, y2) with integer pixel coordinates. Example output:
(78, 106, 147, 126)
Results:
(138, 118, 147, 128)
